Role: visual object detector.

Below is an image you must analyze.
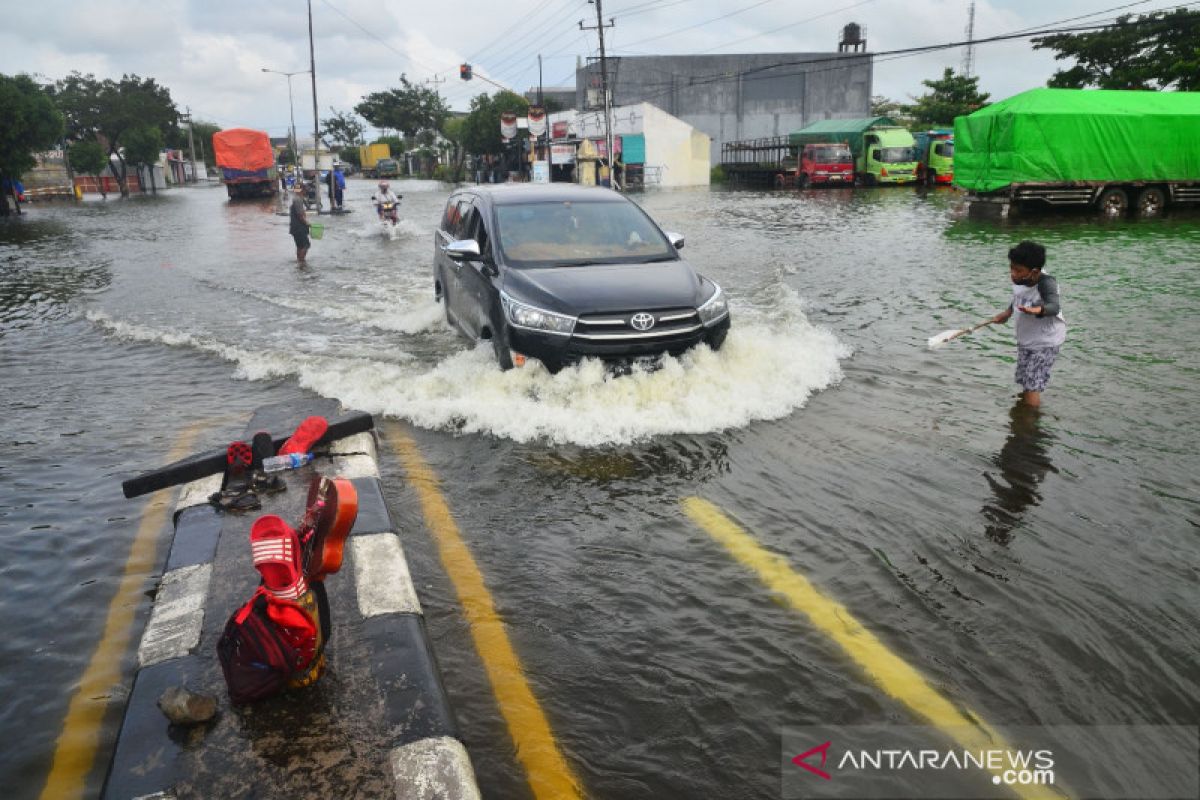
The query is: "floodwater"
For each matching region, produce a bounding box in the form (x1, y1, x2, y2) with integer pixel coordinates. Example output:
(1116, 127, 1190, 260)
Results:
(1, 180, 1197, 799)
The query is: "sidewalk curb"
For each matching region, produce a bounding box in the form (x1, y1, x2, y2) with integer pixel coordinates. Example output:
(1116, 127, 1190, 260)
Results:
(103, 408, 480, 800)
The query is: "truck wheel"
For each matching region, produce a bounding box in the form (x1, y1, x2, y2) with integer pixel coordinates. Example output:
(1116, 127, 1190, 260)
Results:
(925, 170, 936, 187)
(1097, 188, 1129, 217)
(1136, 187, 1166, 217)
(799, 173, 810, 189)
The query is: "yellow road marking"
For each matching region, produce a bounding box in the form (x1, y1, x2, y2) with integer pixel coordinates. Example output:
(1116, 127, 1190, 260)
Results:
(682, 497, 1063, 800)
(385, 423, 582, 800)
(39, 423, 207, 800)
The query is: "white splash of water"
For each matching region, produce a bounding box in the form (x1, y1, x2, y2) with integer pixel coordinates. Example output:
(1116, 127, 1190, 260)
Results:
(87, 286, 849, 446)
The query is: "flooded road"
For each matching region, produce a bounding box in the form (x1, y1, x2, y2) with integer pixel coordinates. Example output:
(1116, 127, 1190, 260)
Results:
(1, 180, 1198, 798)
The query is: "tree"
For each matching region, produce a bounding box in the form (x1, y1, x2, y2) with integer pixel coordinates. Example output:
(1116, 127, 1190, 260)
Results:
(1032, 9, 1200, 90)
(902, 68, 989, 128)
(355, 75, 449, 139)
(321, 108, 365, 148)
(441, 116, 467, 182)
(50, 72, 179, 197)
(461, 91, 529, 158)
(68, 140, 109, 198)
(870, 95, 904, 118)
(166, 119, 220, 168)
(123, 126, 164, 193)
(0, 73, 64, 215)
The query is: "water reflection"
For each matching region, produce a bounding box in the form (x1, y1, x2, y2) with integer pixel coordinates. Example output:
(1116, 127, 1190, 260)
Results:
(981, 401, 1058, 545)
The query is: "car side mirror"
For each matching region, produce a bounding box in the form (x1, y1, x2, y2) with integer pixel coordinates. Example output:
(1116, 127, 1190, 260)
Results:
(665, 231, 685, 250)
(443, 239, 481, 261)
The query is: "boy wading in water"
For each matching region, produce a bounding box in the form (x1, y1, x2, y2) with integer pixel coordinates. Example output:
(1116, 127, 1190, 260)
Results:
(289, 184, 311, 263)
(991, 241, 1067, 408)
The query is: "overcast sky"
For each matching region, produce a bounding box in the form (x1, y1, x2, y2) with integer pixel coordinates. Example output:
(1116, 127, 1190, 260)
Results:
(0, 0, 1167, 138)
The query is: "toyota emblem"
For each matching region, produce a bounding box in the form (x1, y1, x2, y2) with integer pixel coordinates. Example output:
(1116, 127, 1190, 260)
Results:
(630, 312, 656, 331)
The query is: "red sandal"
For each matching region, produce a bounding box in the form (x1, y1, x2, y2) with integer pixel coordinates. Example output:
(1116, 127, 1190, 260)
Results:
(249, 515, 307, 601)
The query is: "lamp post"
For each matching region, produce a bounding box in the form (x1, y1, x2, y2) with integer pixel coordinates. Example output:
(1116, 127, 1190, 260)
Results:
(261, 67, 309, 171)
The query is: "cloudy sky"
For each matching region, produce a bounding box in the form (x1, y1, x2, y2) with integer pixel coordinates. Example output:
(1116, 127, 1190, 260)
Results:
(0, 0, 1166, 137)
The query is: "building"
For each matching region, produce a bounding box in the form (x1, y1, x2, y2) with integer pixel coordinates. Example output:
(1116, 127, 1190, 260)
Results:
(523, 86, 577, 111)
(547, 102, 710, 188)
(575, 52, 872, 164)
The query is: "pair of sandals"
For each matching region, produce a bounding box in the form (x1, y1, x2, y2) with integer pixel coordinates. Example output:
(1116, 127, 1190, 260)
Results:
(210, 433, 285, 512)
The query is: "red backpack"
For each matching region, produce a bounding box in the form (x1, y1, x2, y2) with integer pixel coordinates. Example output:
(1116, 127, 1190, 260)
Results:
(217, 587, 319, 705)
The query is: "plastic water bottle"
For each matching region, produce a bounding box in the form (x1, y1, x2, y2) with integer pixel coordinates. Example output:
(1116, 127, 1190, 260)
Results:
(262, 452, 314, 473)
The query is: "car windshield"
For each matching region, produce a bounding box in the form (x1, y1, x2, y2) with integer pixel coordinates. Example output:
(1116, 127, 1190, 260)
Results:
(495, 200, 675, 266)
(878, 147, 915, 164)
(812, 148, 851, 163)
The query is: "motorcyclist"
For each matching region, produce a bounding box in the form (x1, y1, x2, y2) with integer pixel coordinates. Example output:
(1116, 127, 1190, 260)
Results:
(372, 181, 401, 221)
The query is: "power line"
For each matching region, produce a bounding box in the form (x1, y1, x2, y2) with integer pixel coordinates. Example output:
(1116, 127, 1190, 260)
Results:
(619, 0, 782, 49)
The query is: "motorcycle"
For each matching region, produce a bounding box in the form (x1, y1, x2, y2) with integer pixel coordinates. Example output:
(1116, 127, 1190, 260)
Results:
(377, 199, 400, 226)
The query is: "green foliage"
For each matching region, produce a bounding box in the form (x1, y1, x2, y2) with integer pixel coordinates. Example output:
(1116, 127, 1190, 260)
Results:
(167, 119, 220, 167)
(0, 73, 65, 179)
(710, 164, 726, 184)
(902, 68, 989, 127)
(337, 147, 361, 167)
(373, 135, 405, 153)
(461, 91, 529, 157)
(355, 75, 449, 138)
(69, 140, 108, 176)
(870, 95, 904, 118)
(1032, 9, 1200, 90)
(123, 126, 163, 167)
(50, 72, 179, 196)
(321, 108, 365, 147)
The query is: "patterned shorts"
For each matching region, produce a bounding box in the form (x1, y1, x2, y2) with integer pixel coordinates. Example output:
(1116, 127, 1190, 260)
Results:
(1015, 346, 1060, 392)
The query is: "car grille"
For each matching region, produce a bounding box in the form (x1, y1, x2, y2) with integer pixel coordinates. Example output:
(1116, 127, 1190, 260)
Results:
(567, 307, 705, 356)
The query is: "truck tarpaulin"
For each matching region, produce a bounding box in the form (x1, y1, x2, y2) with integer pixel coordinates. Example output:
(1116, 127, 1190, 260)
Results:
(212, 128, 275, 173)
(788, 117, 900, 155)
(954, 88, 1200, 193)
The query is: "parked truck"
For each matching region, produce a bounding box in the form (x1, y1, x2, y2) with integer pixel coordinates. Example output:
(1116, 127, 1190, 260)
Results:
(212, 128, 277, 199)
(359, 143, 391, 177)
(955, 88, 1200, 217)
(790, 118, 919, 186)
(913, 129, 954, 186)
(719, 137, 853, 188)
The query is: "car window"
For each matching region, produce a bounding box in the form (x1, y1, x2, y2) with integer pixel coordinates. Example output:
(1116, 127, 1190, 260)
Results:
(495, 200, 676, 266)
(441, 197, 461, 235)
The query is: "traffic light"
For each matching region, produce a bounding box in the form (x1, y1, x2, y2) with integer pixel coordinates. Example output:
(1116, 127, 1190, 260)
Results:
(460, 63, 472, 81)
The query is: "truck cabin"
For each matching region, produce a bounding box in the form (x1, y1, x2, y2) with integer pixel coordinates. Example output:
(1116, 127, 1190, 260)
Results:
(804, 144, 852, 164)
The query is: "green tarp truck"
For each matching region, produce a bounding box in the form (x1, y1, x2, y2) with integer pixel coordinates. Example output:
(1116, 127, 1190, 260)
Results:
(954, 88, 1200, 217)
(789, 118, 918, 185)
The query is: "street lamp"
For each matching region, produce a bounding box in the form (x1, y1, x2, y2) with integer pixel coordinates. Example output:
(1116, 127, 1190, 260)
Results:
(261, 67, 310, 172)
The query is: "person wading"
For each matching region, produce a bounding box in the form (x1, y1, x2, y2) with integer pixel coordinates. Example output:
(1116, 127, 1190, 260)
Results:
(289, 183, 311, 263)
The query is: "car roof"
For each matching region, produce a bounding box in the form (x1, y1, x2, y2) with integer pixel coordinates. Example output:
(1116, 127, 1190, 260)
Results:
(465, 184, 626, 206)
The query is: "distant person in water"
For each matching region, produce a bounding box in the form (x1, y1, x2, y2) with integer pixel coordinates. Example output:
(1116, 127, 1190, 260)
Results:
(991, 241, 1067, 408)
(289, 183, 311, 263)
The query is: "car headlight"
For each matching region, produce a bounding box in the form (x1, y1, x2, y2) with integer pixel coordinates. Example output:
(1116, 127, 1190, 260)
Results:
(697, 284, 729, 326)
(501, 292, 576, 336)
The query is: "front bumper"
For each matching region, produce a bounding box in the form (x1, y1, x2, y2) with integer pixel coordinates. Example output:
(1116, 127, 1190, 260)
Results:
(508, 313, 731, 373)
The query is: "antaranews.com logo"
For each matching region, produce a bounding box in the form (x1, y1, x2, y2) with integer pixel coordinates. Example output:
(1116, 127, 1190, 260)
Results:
(781, 725, 1198, 799)
(791, 739, 1055, 787)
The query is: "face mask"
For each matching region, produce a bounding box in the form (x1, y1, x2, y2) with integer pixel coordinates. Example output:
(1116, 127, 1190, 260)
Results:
(1012, 276, 1037, 286)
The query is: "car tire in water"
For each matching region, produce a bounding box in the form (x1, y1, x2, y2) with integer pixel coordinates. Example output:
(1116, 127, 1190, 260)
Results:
(1097, 187, 1129, 217)
(489, 321, 514, 371)
(1136, 187, 1166, 218)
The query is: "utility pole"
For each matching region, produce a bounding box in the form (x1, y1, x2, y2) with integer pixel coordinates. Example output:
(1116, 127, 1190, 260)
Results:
(581, 2, 617, 190)
(307, 0, 323, 212)
(538, 54, 548, 179)
(184, 107, 197, 183)
(962, 0, 977, 78)
(426, 75, 447, 177)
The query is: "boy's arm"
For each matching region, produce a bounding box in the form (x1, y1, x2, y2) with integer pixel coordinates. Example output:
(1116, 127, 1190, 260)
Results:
(1035, 275, 1060, 317)
(992, 303, 1013, 324)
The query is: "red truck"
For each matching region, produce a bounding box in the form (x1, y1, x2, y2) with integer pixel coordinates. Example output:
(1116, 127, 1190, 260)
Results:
(720, 137, 854, 188)
(791, 143, 854, 187)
